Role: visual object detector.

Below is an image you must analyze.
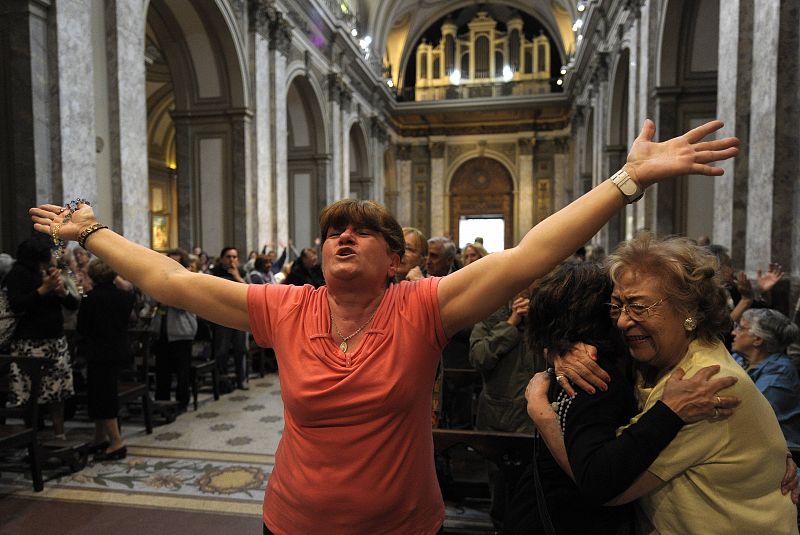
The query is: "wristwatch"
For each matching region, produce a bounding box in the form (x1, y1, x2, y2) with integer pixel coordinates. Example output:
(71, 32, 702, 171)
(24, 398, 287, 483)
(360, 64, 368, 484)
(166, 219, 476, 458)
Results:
(609, 168, 644, 204)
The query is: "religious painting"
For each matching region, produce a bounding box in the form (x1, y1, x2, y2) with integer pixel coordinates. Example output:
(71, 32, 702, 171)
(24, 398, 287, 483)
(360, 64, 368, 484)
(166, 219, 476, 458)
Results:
(151, 214, 169, 251)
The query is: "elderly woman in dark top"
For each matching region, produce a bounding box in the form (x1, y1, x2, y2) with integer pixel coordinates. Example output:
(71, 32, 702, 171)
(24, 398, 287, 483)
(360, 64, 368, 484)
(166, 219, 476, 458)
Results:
(77, 259, 135, 460)
(732, 308, 800, 447)
(3, 236, 78, 439)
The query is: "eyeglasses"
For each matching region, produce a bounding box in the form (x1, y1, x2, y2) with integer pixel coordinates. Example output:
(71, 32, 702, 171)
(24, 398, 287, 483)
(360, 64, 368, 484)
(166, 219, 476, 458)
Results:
(732, 322, 750, 333)
(607, 298, 665, 321)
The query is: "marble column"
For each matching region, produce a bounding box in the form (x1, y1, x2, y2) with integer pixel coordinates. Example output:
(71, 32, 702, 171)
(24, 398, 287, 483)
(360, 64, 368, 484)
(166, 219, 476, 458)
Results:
(53, 0, 97, 205)
(430, 142, 445, 237)
(105, 0, 148, 245)
(231, 113, 252, 250)
(269, 13, 291, 246)
(370, 117, 388, 204)
(249, 1, 272, 249)
(172, 117, 195, 250)
(517, 138, 534, 239)
(745, 0, 798, 275)
(395, 144, 412, 226)
(0, 0, 52, 251)
(714, 0, 752, 265)
(327, 73, 343, 201)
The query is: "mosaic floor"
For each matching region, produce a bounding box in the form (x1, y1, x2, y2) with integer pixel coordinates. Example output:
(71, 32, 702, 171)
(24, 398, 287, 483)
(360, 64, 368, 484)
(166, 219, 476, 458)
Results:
(0, 374, 282, 518)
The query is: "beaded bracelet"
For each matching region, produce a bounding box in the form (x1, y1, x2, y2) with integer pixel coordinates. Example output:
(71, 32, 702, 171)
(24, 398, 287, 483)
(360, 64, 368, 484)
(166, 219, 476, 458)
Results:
(51, 198, 91, 259)
(77, 223, 109, 249)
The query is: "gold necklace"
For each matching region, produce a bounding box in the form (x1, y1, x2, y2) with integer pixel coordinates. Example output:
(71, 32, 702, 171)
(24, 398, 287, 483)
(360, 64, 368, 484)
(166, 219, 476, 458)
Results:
(330, 306, 379, 356)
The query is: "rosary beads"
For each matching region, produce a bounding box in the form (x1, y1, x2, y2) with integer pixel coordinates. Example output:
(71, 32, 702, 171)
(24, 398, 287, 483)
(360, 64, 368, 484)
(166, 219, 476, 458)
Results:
(51, 198, 91, 259)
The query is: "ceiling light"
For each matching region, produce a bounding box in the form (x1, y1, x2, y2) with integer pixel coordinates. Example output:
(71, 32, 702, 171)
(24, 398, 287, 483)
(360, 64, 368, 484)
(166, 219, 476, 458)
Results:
(449, 69, 461, 85)
(351, 28, 358, 37)
(502, 65, 513, 82)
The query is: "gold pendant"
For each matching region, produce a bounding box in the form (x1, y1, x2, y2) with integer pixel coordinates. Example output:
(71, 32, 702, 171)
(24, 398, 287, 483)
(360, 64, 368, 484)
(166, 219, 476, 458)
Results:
(339, 341, 348, 353)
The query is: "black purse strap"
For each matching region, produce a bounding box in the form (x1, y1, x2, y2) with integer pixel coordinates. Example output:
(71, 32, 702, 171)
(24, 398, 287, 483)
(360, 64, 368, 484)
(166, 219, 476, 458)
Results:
(533, 430, 558, 535)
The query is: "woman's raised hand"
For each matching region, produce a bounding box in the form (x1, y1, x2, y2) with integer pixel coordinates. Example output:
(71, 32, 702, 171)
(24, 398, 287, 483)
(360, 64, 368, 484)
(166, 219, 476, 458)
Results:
(29, 203, 97, 243)
(661, 365, 741, 423)
(624, 119, 739, 188)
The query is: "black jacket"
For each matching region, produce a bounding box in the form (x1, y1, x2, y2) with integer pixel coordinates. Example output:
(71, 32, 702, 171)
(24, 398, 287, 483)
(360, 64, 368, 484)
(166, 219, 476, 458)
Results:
(4, 264, 78, 340)
(77, 282, 135, 364)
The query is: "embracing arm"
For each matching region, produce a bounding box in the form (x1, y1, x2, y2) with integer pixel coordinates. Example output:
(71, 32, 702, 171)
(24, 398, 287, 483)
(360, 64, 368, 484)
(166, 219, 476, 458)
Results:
(29, 206, 249, 331)
(526, 365, 740, 504)
(437, 120, 738, 337)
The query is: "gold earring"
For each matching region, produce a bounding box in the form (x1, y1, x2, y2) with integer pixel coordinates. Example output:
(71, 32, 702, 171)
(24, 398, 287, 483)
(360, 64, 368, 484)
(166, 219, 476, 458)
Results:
(684, 317, 697, 332)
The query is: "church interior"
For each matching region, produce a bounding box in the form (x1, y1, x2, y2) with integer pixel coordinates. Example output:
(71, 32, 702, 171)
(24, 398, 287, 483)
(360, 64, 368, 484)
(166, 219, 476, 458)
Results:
(1, 0, 799, 533)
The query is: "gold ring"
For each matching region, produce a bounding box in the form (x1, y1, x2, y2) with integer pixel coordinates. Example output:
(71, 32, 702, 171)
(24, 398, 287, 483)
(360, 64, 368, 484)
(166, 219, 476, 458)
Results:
(555, 375, 566, 383)
(715, 395, 721, 407)
(713, 408, 720, 419)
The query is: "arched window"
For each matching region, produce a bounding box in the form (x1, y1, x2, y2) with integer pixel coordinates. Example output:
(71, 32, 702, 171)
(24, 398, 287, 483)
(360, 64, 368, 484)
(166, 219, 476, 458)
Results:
(495, 51, 503, 77)
(433, 57, 440, 79)
(461, 52, 469, 79)
(420, 53, 428, 78)
(475, 35, 489, 78)
(509, 30, 520, 71)
(524, 49, 533, 74)
(445, 35, 455, 73)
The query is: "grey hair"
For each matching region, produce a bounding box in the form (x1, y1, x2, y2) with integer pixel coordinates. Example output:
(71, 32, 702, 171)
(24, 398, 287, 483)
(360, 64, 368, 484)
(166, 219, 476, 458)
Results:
(428, 236, 456, 259)
(742, 308, 800, 354)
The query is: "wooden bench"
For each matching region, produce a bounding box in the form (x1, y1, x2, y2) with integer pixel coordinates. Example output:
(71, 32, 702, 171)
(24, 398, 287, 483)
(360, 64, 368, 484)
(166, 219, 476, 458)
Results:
(190, 340, 219, 411)
(433, 428, 535, 534)
(0, 355, 52, 491)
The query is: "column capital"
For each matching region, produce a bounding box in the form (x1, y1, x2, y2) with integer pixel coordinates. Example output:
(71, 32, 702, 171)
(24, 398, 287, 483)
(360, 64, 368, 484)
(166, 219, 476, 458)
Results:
(249, 0, 276, 38)
(518, 137, 535, 155)
(429, 142, 445, 159)
(370, 116, 389, 144)
(268, 11, 292, 55)
(396, 144, 412, 160)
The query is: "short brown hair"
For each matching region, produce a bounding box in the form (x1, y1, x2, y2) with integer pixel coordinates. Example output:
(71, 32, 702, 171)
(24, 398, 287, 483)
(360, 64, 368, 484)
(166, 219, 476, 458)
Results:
(403, 227, 428, 257)
(87, 258, 118, 285)
(319, 200, 404, 258)
(606, 233, 731, 344)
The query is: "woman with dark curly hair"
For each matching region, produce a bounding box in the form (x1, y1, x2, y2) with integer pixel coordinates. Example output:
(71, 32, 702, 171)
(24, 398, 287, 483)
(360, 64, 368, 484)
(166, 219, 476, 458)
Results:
(528, 235, 799, 534)
(505, 261, 735, 534)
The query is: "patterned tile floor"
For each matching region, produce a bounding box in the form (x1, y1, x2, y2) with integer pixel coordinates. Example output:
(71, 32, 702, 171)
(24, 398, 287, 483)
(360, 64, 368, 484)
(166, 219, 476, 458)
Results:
(0, 374, 283, 516)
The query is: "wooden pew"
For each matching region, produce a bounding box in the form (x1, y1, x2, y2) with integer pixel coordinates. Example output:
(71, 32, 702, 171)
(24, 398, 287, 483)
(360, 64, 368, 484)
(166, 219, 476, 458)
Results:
(0, 355, 52, 491)
(433, 428, 534, 534)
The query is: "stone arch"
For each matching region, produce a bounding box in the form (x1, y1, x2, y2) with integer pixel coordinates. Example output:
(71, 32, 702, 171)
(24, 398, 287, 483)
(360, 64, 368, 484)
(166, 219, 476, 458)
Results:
(347, 121, 372, 199)
(145, 0, 249, 256)
(395, 2, 569, 92)
(448, 156, 515, 249)
(286, 74, 329, 249)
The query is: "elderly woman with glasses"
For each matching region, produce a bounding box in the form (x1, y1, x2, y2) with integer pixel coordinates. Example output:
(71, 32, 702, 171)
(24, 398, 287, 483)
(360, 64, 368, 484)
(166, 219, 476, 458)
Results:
(732, 308, 800, 447)
(529, 234, 799, 535)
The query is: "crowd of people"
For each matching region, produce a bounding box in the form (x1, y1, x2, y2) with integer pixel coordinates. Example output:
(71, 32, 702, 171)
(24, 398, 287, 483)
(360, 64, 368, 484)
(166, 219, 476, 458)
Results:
(0, 237, 325, 461)
(3, 118, 799, 533)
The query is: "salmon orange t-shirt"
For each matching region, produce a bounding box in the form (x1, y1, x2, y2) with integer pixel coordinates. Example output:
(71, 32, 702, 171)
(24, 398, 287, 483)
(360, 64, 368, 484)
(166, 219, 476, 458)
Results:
(247, 277, 447, 534)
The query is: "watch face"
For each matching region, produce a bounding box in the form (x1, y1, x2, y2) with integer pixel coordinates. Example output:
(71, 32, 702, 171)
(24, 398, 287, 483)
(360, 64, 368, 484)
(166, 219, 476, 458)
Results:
(621, 180, 638, 195)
